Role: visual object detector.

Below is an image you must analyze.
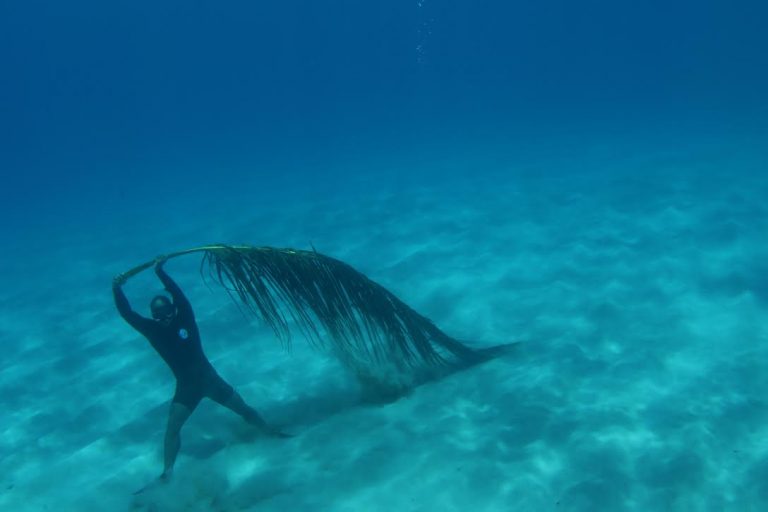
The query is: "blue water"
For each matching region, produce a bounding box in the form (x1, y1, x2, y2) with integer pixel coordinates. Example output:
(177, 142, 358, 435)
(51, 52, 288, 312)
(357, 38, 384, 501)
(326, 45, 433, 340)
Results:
(1, 2, 767, 511)
(3, 1, 766, 224)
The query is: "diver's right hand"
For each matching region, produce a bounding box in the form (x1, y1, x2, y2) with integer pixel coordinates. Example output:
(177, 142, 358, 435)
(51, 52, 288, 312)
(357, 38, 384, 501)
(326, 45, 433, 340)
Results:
(112, 273, 127, 288)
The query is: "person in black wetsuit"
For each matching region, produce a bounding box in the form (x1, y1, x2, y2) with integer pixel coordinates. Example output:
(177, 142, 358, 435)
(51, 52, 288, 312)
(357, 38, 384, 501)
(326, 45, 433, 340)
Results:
(113, 256, 287, 482)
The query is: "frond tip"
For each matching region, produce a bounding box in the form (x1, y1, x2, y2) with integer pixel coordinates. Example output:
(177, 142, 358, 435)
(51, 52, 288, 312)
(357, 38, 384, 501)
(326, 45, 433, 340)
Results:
(201, 245, 485, 368)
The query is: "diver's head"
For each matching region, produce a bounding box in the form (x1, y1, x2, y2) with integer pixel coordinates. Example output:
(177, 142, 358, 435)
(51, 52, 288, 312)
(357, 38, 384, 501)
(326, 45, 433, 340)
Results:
(150, 295, 176, 324)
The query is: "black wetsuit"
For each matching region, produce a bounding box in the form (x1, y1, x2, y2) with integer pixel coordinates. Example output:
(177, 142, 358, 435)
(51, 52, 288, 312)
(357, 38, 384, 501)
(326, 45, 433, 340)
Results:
(113, 266, 234, 409)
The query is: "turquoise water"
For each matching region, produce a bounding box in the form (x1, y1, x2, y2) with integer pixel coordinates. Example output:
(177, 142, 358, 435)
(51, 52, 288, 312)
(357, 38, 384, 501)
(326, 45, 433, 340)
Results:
(1, 2, 767, 511)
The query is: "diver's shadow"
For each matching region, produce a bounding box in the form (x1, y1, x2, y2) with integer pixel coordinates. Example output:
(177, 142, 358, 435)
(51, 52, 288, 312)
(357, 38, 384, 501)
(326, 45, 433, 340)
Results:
(114, 344, 521, 463)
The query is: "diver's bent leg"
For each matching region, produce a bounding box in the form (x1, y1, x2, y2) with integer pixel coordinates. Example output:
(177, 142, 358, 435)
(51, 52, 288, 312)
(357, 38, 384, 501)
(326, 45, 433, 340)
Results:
(220, 391, 292, 437)
(162, 402, 193, 479)
(222, 391, 268, 428)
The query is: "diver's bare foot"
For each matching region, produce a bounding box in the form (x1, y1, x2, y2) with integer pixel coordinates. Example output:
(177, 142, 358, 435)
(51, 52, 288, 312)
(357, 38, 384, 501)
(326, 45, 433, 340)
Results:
(132, 470, 173, 495)
(262, 425, 294, 438)
(133, 477, 163, 495)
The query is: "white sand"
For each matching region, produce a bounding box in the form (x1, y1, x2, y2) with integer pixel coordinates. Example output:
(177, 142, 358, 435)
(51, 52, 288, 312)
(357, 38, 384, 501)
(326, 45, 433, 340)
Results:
(2, 134, 767, 511)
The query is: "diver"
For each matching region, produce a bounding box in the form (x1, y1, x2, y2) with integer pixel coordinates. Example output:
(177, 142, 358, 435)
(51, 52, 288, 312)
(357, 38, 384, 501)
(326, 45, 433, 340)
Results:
(112, 256, 289, 483)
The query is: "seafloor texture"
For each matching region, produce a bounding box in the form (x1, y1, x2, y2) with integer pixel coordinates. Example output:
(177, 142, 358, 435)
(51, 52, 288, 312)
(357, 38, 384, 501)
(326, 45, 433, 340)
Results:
(1, 140, 767, 511)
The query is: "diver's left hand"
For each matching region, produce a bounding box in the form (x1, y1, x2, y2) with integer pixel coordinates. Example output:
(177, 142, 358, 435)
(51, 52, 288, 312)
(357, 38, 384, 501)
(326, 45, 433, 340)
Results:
(154, 254, 168, 268)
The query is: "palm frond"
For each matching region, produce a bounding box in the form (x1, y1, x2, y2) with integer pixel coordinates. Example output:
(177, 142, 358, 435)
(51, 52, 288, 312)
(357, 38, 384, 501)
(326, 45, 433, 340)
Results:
(201, 245, 481, 368)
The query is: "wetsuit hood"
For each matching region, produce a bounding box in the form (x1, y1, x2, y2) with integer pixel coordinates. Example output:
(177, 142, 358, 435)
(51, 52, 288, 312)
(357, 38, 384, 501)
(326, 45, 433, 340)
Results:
(150, 295, 176, 323)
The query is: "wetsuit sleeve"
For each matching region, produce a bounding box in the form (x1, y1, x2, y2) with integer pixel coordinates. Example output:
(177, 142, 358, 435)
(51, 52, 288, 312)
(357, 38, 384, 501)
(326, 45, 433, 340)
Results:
(155, 265, 195, 320)
(113, 284, 154, 333)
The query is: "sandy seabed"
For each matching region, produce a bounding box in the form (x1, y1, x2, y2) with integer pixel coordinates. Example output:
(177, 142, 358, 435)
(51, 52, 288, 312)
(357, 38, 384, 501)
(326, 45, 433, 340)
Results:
(2, 137, 768, 511)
